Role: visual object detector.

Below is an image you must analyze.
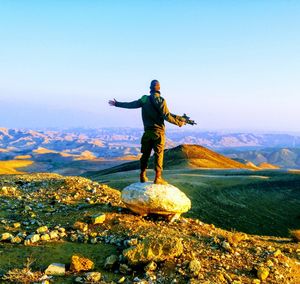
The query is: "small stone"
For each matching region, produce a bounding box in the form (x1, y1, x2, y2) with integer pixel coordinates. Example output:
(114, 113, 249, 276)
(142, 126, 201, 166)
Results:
(90, 237, 98, 244)
(45, 263, 66, 276)
(73, 221, 88, 232)
(222, 272, 232, 282)
(119, 263, 132, 274)
(70, 234, 78, 242)
(70, 255, 94, 272)
(221, 241, 233, 252)
(58, 227, 66, 233)
(257, 267, 269, 281)
(273, 249, 281, 257)
(41, 234, 51, 241)
(144, 261, 157, 272)
(85, 272, 101, 282)
(39, 275, 51, 281)
(59, 231, 67, 238)
(27, 234, 40, 243)
(49, 231, 59, 239)
(11, 236, 22, 244)
(104, 254, 118, 270)
(0, 232, 14, 241)
(90, 213, 106, 224)
(189, 259, 201, 276)
(13, 222, 21, 228)
(127, 238, 138, 246)
(118, 276, 126, 283)
(37, 226, 48, 234)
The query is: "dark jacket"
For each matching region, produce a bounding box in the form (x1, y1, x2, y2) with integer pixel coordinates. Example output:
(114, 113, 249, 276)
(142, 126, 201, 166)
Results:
(115, 92, 185, 132)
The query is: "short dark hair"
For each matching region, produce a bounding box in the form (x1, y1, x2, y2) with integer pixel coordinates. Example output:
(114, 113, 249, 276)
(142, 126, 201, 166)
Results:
(150, 80, 159, 90)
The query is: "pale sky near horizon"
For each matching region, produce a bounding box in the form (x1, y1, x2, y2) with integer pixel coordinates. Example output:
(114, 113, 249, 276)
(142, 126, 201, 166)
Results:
(0, 0, 299, 132)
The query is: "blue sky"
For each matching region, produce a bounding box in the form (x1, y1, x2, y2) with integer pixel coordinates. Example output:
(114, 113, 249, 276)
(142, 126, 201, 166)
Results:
(0, 0, 299, 132)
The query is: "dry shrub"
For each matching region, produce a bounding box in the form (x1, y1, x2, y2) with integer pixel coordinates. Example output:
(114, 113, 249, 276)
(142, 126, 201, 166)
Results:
(2, 257, 43, 284)
(289, 229, 300, 242)
(227, 232, 248, 247)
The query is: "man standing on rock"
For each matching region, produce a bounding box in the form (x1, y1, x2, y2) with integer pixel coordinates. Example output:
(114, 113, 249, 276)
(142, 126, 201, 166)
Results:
(109, 80, 187, 185)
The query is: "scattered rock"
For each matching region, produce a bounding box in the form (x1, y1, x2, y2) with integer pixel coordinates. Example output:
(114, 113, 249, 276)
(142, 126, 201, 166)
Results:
(75, 276, 83, 283)
(0, 232, 14, 242)
(257, 267, 269, 281)
(11, 236, 22, 244)
(73, 221, 88, 232)
(49, 231, 59, 239)
(90, 212, 106, 224)
(36, 226, 48, 234)
(273, 249, 282, 257)
(119, 263, 132, 274)
(0, 186, 19, 196)
(84, 271, 101, 282)
(70, 255, 94, 272)
(13, 222, 21, 228)
(189, 259, 201, 277)
(45, 263, 66, 276)
(104, 254, 118, 270)
(26, 234, 40, 243)
(40, 234, 51, 241)
(118, 276, 126, 283)
(221, 241, 233, 253)
(144, 261, 157, 272)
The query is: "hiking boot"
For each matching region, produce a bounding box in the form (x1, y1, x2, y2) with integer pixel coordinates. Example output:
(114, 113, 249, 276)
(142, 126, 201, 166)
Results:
(154, 171, 168, 185)
(140, 170, 149, 183)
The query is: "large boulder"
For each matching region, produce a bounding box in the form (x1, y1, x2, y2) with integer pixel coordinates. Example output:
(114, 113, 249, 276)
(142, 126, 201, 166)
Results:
(123, 235, 183, 265)
(121, 182, 191, 218)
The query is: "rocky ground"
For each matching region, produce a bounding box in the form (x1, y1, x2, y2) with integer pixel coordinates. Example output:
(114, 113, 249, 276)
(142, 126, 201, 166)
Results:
(0, 173, 299, 284)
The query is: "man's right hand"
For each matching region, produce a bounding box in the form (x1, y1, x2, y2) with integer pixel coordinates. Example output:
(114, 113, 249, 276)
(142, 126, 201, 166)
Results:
(108, 99, 117, 106)
(179, 120, 186, 127)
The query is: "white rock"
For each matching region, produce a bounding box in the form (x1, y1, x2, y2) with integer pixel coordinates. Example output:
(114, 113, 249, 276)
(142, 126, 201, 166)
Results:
(45, 263, 65, 276)
(85, 272, 101, 282)
(121, 182, 191, 216)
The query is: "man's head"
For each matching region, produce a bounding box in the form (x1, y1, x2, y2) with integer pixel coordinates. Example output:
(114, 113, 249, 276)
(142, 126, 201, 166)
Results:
(150, 80, 160, 92)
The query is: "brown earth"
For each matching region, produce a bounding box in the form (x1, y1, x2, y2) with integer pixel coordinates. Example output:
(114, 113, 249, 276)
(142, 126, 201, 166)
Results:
(0, 173, 299, 283)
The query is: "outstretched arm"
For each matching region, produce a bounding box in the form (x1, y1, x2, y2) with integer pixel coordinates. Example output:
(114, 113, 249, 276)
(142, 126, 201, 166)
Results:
(108, 98, 142, 109)
(158, 99, 186, 127)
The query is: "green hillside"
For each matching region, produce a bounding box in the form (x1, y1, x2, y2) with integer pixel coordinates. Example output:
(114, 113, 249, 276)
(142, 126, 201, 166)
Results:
(87, 168, 300, 237)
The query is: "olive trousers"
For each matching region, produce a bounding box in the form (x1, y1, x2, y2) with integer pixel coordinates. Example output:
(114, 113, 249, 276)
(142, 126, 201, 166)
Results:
(140, 130, 165, 172)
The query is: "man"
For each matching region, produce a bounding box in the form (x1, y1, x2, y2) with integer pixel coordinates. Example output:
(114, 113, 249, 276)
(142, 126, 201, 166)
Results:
(109, 80, 186, 185)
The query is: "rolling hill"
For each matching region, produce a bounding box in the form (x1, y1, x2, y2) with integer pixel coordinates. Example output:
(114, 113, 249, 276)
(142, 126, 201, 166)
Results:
(85, 144, 256, 177)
